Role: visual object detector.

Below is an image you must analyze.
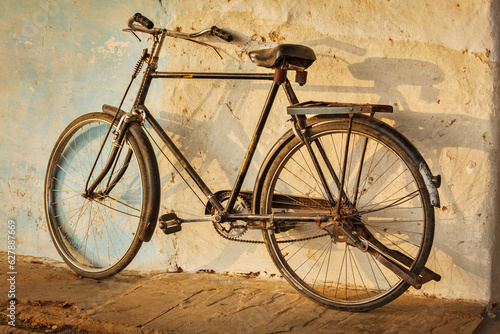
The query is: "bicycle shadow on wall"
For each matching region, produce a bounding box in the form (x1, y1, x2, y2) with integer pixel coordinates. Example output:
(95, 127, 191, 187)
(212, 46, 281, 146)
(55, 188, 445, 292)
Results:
(143, 36, 494, 289)
(145, 78, 280, 271)
(310, 40, 496, 297)
(348, 57, 442, 108)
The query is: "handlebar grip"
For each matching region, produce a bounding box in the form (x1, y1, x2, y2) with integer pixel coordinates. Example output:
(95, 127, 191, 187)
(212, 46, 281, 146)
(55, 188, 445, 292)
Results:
(211, 26, 233, 42)
(133, 13, 154, 29)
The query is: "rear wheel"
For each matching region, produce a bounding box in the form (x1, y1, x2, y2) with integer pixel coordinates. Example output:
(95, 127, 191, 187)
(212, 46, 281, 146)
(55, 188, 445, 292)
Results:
(258, 116, 434, 311)
(45, 113, 155, 278)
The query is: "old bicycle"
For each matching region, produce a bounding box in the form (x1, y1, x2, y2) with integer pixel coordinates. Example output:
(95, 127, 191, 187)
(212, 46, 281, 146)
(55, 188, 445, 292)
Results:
(44, 13, 441, 311)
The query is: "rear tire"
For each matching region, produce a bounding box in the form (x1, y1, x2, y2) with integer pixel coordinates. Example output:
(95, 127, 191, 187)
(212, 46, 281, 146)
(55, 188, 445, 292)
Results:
(45, 113, 158, 279)
(257, 116, 434, 311)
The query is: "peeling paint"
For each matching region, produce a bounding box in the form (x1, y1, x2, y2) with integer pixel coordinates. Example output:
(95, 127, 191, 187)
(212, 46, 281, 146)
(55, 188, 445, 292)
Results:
(466, 160, 477, 174)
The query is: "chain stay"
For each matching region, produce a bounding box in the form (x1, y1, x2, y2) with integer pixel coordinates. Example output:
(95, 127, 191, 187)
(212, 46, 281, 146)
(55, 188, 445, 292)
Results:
(212, 192, 329, 244)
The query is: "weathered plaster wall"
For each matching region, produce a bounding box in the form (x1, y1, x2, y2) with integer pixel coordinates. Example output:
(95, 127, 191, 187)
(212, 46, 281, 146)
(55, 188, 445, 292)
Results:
(0, 0, 173, 263)
(1, 0, 498, 303)
(490, 0, 500, 306)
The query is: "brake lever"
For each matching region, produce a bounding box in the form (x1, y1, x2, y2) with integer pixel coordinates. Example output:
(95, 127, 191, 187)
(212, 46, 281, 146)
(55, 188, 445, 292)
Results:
(167, 31, 223, 60)
(185, 38, 223, 60)
(122, 28, 142, 42)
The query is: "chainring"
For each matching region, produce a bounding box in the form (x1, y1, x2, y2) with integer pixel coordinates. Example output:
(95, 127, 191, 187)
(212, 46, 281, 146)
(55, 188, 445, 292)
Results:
(211, 192, 252, 238)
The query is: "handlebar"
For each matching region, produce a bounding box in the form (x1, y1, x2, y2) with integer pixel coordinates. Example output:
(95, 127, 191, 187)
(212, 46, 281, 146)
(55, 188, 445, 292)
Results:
(127, 13, 161, 35)
(127, 13, 233, 43)
(211, 26, 233, 42)
(133, 13, 154, 29)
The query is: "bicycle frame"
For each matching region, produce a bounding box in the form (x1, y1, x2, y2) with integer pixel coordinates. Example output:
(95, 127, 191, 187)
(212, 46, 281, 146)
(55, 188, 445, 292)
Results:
(49, 18, 443, 293)
(84, 29, 358, 226)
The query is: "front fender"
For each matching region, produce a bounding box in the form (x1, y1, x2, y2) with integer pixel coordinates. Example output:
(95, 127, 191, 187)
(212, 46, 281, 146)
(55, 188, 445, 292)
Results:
(102, 104, 161, 242)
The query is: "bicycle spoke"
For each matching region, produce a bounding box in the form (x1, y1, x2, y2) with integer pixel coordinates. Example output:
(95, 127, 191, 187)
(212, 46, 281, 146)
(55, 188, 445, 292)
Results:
(275, 181, 331, 210)
(283, 164, 326, 199)
(280, 229, 326, 259)
(296, 150, 329, 200)
(46, 115, 145, 276)
(334, 245, 348, 298)
(290, 237, 333, 276)
(312, 240, 334, 290)
(91, 199, 141, 218)
(262, 119, 433, 310)
(356, 190, 420, 217)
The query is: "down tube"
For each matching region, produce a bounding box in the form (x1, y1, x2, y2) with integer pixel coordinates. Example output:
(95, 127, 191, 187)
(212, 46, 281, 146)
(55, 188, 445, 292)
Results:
(142, 105, 225, 212)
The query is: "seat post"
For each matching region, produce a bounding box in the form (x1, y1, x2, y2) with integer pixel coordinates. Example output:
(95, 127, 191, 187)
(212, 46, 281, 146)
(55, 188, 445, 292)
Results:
(274, 68, 287, 84)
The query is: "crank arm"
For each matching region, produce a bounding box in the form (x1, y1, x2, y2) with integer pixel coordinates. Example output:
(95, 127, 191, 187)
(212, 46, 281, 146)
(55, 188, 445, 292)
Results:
(158, 213, 219, 235)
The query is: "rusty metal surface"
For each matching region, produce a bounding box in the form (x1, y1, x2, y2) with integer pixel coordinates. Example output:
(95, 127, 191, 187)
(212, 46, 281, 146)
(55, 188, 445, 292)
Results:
(287, 101, 393, 115)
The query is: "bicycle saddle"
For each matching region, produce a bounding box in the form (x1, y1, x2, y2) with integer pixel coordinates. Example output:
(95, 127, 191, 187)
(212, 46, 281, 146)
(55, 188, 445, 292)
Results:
(249, 44, 316, 70)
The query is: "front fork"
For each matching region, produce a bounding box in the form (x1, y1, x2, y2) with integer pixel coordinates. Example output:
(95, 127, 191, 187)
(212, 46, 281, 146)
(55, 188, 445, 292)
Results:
(83, 47, 151, 199)
(84, 111, 140, 199)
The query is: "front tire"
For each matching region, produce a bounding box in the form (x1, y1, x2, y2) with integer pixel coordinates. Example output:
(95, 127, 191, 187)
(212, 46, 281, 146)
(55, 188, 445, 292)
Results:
(44, 113, 158, 279)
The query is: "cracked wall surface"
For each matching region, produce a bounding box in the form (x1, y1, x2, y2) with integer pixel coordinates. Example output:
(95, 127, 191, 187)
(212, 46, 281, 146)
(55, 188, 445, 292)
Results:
(0, 0, 498, 304)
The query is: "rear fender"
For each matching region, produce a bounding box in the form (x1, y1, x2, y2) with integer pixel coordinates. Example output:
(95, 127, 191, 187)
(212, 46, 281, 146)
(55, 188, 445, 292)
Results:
(253, 115, 440, 211)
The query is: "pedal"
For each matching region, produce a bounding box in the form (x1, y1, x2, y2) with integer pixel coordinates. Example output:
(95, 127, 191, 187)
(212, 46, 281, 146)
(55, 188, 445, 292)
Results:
(158, 213, 182, 235)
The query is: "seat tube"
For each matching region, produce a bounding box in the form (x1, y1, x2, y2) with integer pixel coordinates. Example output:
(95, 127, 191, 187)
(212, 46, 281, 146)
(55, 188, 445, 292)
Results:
(282, 78, 299, 105)
(225, 69, 286, 211)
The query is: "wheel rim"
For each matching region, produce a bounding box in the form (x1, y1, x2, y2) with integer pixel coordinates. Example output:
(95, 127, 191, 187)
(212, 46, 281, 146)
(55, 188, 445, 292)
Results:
(263, 124, 431, 306)
(46, 118, 144, 273)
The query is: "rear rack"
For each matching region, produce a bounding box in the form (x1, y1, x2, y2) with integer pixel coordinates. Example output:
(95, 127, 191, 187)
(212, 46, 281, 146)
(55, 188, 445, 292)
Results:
(287, 101, 393, 115)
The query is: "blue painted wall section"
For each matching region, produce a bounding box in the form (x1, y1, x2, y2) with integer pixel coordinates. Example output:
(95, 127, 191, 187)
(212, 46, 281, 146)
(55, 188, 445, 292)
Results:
(0, 0, 171, 263)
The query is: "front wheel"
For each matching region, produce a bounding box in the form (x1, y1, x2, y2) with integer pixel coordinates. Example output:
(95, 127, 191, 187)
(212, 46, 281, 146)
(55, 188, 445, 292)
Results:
(44, 112, 159, 279)
(257, 116, 434, 311)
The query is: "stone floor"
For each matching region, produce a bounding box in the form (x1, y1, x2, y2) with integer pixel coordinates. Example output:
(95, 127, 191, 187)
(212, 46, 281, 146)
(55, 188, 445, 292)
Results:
(0, 253, 493, 333)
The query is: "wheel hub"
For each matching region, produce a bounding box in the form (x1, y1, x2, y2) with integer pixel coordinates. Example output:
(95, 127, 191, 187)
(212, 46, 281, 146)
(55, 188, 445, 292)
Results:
(82, 190, 106, 202)
(317, 202, 363, 243)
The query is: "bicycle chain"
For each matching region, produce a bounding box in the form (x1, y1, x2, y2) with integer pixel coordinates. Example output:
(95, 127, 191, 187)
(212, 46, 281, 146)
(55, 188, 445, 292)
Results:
(212, 192, 329, 244)
(215, 226, 329, 244)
